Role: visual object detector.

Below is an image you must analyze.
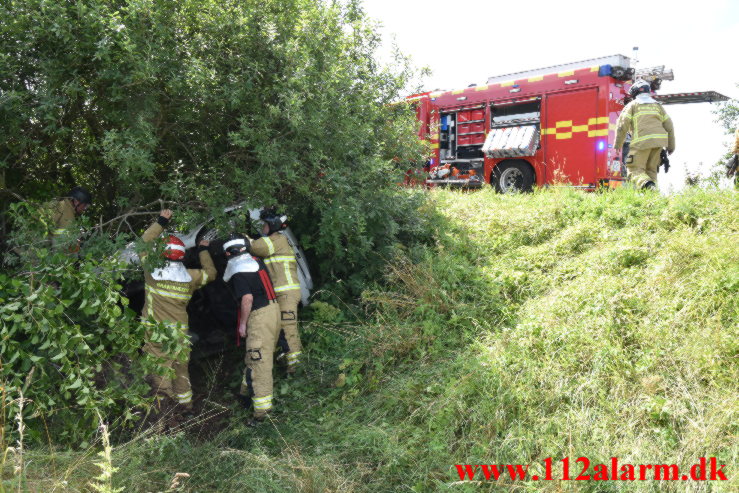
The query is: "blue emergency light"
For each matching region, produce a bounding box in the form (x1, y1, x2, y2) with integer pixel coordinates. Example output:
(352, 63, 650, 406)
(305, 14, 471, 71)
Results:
(597, 140, 606, 151)
(598, 65, 612, 77)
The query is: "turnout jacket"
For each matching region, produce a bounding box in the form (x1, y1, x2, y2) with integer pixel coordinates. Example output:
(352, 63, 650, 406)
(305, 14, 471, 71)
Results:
(734, 128, 739, 155)
(47, 198, 81, 251)
(46, 198, 77, 248)
(615, 94, 675, 153)
(250, 232, 300, 294)
(51, 198, 75, 236)
(141, 222, 217, 329)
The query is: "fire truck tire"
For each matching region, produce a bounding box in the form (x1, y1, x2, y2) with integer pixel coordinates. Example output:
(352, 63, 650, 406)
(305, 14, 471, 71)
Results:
(491, 161, 535, 193)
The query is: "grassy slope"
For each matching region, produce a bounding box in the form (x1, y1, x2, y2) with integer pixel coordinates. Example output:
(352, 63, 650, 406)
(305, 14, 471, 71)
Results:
(14, 187, 739, 492)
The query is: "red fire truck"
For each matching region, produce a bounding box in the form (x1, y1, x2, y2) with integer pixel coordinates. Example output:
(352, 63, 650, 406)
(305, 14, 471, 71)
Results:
(410, 55, 727, 192)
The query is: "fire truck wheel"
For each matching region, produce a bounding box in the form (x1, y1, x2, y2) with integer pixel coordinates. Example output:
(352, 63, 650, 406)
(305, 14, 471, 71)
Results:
(492, 161, 535, 193)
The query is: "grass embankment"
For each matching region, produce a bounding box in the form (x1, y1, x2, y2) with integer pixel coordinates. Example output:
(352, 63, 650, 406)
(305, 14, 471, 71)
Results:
(11, 187, 739, 492)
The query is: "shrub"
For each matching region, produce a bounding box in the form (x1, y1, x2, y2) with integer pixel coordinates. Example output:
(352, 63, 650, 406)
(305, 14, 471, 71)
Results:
(1, 202, 188, 443)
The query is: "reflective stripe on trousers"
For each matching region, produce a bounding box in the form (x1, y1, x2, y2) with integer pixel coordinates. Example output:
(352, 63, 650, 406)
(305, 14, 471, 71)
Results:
(253, 394, 273, 411)
(286, 351, 302, 366)
(176, 390, 193, 404)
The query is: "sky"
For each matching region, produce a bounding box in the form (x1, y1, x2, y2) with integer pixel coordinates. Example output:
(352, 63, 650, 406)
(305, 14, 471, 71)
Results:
(361, 0, 739, 191)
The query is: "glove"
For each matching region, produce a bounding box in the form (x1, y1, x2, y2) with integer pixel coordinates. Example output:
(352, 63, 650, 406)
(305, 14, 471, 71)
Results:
(659, 149, 670, 173)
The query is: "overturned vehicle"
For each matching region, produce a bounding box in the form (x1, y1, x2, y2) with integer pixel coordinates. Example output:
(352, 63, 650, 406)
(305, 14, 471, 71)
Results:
(121, 206, 313, 356)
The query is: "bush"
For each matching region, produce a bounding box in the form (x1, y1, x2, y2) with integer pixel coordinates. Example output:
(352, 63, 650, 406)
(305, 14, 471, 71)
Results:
(1, 201, 188, 443)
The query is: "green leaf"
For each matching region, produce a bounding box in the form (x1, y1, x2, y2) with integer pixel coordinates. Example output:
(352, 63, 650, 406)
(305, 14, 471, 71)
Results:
(51, 350, 67, 361)
(4, 301, 21, 312)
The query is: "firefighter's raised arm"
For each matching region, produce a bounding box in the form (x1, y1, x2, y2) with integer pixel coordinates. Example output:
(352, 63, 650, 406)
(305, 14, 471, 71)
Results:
(189, 239, 217, 289)
(142, 209, 173, 243)
(249, 236, 271, 258)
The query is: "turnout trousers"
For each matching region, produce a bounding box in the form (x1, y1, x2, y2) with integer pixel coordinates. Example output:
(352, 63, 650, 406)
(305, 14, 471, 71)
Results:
(276, 290, 303, 370)
(626, 147, 661, 188)
(143, 336, 193, 409)
(241, 301, 281, 418)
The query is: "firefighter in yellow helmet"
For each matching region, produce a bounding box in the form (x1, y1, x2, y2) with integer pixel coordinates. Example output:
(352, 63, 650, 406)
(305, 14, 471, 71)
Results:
(249, 209, 303, 373)
(615, 80, 675, 189)
(49, 186, 92, 249)
(223, 233, 280, 424)
(140, 209, 216, 413)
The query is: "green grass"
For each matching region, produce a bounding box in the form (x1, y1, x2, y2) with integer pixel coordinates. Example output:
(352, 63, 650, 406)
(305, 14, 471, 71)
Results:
(8, 186, 738, 492)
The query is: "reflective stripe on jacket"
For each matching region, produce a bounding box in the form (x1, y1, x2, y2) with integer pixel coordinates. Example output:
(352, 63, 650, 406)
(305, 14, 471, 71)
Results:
(250, 233, 300, 294)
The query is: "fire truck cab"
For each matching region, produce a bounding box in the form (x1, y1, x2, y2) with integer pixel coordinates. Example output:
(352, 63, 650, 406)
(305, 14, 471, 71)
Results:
(412, 55, 726, 192)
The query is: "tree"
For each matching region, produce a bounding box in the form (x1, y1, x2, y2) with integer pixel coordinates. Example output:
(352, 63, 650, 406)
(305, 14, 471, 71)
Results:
(714, 84, 738, 134)
(712, 84, 738, 186)
(0, 0, 428, 279)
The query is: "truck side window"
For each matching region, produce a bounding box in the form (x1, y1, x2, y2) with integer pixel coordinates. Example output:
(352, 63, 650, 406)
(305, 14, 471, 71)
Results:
(491, 101, 541, 127)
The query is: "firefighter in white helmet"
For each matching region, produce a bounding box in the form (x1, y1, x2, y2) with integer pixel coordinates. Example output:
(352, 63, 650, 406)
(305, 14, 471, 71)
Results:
(249, 208, 303, 373)
(615, 79, 675, 189)
(140, 209, 216, 413)
(223, 233, 280, 424)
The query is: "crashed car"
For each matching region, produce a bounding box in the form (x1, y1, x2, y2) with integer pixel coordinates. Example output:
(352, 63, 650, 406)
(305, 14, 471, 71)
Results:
(121, 205, 313, 355)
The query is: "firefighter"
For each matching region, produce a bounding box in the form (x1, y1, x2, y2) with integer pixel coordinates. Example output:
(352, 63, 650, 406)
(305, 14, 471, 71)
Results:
(615, 79, 675, 190)
(223, 233, 280, 423)
(140, 209, 216, 413)
(249, 209, 303, 374)
(50, 186, 92, 248)
(728, 128, 739, 187)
